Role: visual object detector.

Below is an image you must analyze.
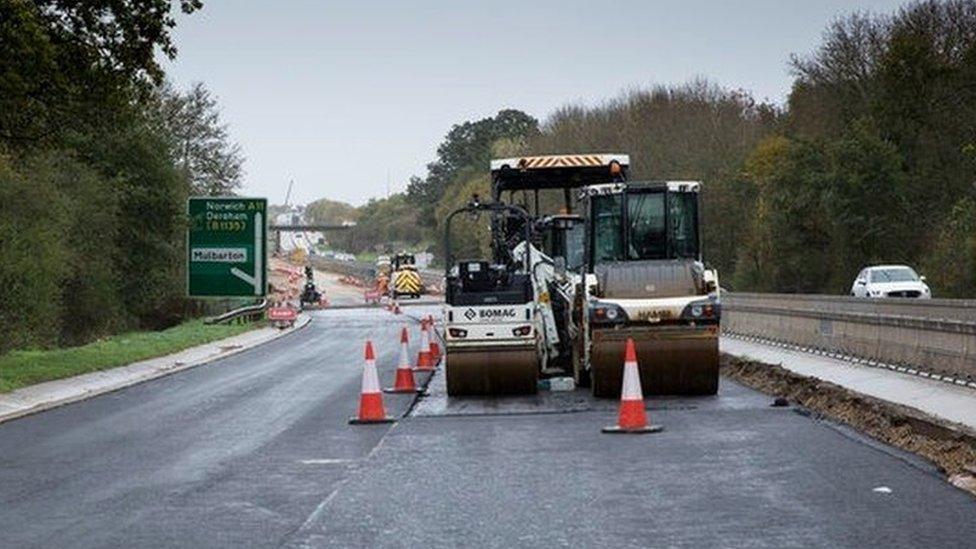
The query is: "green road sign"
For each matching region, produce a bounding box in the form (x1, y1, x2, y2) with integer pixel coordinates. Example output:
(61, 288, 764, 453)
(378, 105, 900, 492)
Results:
(187, 197, 267, 297)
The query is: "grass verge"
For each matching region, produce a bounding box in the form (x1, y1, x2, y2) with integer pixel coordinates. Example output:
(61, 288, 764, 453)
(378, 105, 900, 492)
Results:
(0, 319, 261, 393)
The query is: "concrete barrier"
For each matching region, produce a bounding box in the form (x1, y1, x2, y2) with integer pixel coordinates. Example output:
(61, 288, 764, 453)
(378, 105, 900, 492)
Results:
(722, 293, 976, 383)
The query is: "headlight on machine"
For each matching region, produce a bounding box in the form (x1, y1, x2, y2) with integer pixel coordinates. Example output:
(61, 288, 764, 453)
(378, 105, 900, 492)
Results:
(512, 325, 532, 337)
(448, 328, 468, 338)
(681, 299, 720, 321)
(589, 302, 628, 324)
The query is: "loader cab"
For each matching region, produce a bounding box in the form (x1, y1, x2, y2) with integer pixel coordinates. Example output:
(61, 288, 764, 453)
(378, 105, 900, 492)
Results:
(537, 214, 586, 272)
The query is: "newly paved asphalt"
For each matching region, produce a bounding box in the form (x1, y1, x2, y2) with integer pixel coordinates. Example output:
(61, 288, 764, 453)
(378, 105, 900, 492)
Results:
(0, 307, 434, 548)
(1, 305, 974, 548)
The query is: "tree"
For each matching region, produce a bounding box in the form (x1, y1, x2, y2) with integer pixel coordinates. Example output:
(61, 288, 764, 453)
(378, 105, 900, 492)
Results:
(305, 198, 358, 226)
(149, 82, 245, 196)
(0, 153, 67, 352)
(734, 136, 834, 293)
(527, 80, 776, 279)
(824, 118, 910, 287)
(407, 109, 538, 223)
(0, 0, 203, 146)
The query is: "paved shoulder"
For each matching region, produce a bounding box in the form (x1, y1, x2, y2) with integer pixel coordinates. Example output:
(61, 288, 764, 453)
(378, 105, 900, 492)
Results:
(289, 377, 976, 548)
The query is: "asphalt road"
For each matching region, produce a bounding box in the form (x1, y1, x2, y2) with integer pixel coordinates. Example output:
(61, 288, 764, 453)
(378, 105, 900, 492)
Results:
(0, 307, 435, 548)
(1, 305, 974, 548)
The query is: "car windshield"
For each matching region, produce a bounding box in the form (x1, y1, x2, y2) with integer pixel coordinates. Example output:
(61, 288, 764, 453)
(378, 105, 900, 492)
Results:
(870, 268, 918, 283)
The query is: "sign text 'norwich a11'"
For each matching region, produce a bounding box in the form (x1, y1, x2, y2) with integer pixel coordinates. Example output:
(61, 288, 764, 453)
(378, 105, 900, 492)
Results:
(187, 197, 267, 297)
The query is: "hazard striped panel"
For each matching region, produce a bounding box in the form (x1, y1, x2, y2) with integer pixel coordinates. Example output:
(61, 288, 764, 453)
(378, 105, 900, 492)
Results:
(394, 270, 422, 294)
(489, 153, 629, 172)
(517, 155, 606, 169)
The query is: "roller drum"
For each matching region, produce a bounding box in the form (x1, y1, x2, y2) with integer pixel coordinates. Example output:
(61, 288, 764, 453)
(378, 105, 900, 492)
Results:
(590, 325, 719, 398)
(445, 347, 539, 396)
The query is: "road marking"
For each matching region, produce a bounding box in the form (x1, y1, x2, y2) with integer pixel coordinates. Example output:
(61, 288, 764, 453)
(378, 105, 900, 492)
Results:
(299, 459, 354, 465)
(872, 486, 893, 494)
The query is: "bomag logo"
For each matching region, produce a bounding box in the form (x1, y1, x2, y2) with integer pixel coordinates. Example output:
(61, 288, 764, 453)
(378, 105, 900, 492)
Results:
(478, 308, 517, 319)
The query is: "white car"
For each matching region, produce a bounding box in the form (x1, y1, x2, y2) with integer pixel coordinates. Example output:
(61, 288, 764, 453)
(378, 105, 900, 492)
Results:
(851, 265, 931, 299)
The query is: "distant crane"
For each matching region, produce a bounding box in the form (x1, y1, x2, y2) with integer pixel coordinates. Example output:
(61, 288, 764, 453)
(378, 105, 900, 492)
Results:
(284, 179, 294, 208)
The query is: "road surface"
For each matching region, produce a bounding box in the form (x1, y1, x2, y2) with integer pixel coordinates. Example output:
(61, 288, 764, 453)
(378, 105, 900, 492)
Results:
(0, 306, 973, 548)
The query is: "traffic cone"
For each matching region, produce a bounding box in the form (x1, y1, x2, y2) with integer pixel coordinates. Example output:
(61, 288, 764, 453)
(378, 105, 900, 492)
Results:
(602, 338, 663, 434)
(349, 340, 396, 424)
(384, 327, 419, 393)
(414, 319, 434, 371)
(427, 315, 441, 364)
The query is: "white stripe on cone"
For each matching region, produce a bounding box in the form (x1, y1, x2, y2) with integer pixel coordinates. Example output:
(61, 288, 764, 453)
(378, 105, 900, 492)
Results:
(398, 337, 411, 369)
(621, 358, 643, 401)
(362, 357, 381, 394)
(419, 325, 430, 355)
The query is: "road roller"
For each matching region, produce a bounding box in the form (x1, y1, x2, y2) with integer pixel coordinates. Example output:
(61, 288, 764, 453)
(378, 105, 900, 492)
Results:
(579, 181, 721, 397)
(442, 200, 541, 396)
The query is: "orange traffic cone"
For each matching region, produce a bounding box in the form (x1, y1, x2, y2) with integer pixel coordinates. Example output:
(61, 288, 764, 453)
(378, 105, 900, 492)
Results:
(384, 327, 419, 393)
(427, 315, 441, 365)
(602, 338, 663, 434)
(349, 340, 396, 424)
(414, 319, 434, 371)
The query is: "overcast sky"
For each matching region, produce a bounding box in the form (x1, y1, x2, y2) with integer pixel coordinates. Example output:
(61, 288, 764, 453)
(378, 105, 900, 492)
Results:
(164, 0, 908, 206)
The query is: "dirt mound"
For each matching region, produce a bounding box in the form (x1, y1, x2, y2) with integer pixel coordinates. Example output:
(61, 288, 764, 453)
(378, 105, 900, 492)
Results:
(722, 355, 976, 495)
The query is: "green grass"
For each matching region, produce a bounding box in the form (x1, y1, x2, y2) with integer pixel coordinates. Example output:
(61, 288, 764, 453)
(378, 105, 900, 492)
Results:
(0, 319, 261, 393)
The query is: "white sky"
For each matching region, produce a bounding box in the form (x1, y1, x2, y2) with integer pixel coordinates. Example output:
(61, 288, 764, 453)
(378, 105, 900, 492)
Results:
(163, 0, 909, 206)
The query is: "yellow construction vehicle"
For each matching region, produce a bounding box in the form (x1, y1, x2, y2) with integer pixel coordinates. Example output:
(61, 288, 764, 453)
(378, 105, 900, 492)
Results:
(390, 253, 424, 299)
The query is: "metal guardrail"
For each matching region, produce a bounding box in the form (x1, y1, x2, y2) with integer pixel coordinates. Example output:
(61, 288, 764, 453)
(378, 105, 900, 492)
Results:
(204, 299, 268, 325)
(721, 293, 976, 385)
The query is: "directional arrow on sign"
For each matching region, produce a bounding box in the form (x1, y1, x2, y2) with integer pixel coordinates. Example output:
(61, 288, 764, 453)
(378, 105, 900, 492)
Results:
(230, 212, 264, 295)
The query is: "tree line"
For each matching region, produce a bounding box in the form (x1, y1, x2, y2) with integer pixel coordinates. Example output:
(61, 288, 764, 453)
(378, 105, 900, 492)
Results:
(327, 0, 975, 298)
(0, 1, 242, 353)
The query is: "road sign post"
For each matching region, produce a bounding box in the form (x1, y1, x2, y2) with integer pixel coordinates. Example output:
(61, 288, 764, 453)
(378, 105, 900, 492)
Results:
(187, 197, 267, 297)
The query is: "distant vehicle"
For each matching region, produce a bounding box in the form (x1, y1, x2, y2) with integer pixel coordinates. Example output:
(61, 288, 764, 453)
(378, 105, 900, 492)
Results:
(390, 252, 424, 299)
(851, 265, 931, 298)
